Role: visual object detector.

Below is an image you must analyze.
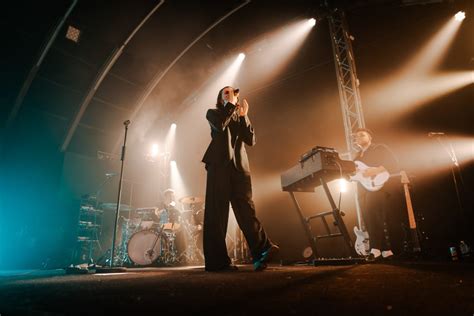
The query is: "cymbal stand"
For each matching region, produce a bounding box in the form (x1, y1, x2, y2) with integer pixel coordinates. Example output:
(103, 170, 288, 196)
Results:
(178, 221, 204, 264)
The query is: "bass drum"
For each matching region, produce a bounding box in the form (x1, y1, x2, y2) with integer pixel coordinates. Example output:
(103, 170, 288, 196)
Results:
(127, 229, 167, 266)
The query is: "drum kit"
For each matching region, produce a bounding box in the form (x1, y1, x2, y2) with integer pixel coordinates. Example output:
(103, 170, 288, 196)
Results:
(110, 196, 205, 267)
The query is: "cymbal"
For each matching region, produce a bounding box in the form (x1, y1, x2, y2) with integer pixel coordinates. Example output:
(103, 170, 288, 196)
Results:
(100, 202, 132, 212)
(79, 205, 103, 213)
(135, 207, 158, 214)
(179, 196, 204, 204)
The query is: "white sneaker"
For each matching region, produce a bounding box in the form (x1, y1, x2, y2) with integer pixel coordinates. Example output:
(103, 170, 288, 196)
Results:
(382, 250, 394, 258)
(370, 248, 381, 258)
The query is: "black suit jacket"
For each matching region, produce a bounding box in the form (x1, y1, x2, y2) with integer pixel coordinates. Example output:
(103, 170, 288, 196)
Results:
(202, 102, 256, 173)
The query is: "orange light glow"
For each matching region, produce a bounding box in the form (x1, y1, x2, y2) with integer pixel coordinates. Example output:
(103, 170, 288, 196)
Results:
(242, 19, 316, 86)
(388, 132, 474, 178)
(364, 16, 468, 119)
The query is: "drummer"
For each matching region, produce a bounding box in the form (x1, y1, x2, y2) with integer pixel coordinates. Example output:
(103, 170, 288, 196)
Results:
(156, 189, 181, 229)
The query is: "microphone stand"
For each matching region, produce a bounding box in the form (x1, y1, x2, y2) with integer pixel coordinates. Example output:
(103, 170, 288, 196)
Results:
(111, 120, 130, 266)
(433, 134, 468, 242)
(434, 135, 465, 215)
(97, 120, 130, 273)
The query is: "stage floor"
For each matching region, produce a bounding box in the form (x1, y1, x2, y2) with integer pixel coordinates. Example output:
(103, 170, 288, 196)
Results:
(0, 261, 473, 315)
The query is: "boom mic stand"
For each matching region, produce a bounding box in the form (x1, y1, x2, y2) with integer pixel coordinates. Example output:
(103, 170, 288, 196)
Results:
(432, 133, 469, 243)
(433, 134, 465, 215)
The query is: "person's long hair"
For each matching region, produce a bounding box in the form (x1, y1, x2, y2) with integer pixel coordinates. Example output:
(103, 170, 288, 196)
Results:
(216, 86, 232, 109)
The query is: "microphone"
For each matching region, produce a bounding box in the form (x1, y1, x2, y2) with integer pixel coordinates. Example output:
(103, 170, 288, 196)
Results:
(428, 132, 445, 137)
(123, 120, 131, 126)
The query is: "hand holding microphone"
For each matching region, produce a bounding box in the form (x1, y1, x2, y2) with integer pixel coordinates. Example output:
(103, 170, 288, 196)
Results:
(237, 99, 249, 116)
(232, 88, 248, 116)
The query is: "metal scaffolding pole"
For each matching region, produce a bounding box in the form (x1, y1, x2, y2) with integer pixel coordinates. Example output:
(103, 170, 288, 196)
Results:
(328, 10, 366, 229)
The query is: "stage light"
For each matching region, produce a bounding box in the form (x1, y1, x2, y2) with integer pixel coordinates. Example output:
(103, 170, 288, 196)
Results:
(65, 25, 81, 43)
(150, 143, 159, 157)
(237, 53, 246, 62)
(308, 18, 316, 27)
(339, 178, 348, 193)
(171, 123, 177, 129)
(454, 11, 466, 21)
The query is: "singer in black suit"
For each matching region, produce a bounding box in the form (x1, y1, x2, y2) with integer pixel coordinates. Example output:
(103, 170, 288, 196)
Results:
(202, 86, 278, 272)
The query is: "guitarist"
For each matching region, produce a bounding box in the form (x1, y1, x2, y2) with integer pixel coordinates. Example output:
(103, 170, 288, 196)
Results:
(353, 128, 399, 261)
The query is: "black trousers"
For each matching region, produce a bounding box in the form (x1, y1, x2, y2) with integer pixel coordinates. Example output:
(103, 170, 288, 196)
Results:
(203, 163, 271, 270)
(360, 189, 392, 251)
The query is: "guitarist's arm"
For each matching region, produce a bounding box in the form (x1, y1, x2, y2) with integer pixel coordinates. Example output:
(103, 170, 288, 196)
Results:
(362, 165, 388, 178)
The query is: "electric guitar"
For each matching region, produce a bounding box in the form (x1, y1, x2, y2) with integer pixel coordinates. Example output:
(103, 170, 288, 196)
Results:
(350, 160, 390, 191)
(353, 170, 421, 256)
(354, 226, 369, 256)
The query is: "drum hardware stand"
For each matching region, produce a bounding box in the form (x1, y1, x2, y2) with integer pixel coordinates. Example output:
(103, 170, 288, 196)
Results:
(74, 173, 114, 268)
(96, 120, 130, 273)
(236, 229, 250, 263)
(117, 217, 134, 266)
(71, 196, 103, 271)
(148, 226, 166, 264)
(177, 223, 204, 264)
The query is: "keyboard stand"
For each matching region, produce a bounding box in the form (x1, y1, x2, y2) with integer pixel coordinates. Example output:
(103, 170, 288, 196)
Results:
(288, 177, 359, 262)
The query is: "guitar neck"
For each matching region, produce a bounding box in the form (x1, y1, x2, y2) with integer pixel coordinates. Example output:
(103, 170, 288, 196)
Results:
(403, 183, 416, 229)
(403, 181, 421, 252)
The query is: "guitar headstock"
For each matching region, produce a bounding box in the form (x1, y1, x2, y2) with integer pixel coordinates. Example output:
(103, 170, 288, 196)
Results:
(400, 170, 410, 184)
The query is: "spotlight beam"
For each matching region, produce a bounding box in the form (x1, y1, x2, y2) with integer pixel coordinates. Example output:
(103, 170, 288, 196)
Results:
(170, 160, 187, 199)
(365, 16, 467, 119)
(402, 17, 463, 77)
(165, 123, 177, 155)
(367, 70, 473, 118)
(112, 0, 251, 154)
(242, 18, 316, 86)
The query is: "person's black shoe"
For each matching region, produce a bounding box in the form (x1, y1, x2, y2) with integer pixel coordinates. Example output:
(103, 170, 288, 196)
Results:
(365, 253, 375, 262)
(205, 264, 239, 272)
(253, 244, 280, 271)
